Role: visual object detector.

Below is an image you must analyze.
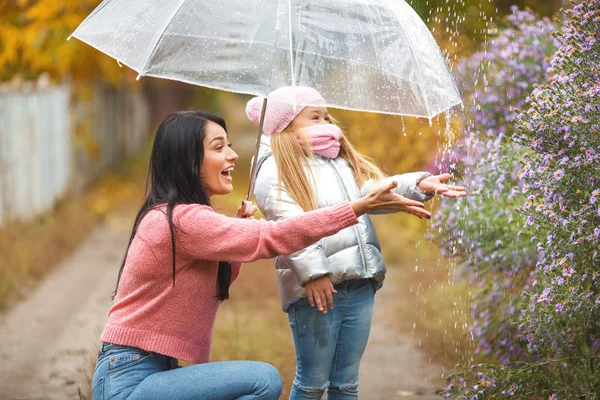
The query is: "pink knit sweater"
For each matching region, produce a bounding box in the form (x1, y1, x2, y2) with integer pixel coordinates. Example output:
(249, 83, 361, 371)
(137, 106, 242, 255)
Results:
(101, 202, 357, 363)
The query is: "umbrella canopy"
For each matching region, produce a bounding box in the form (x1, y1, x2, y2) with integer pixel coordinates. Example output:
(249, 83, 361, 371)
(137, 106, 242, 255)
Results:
(69, 0, 461, 119)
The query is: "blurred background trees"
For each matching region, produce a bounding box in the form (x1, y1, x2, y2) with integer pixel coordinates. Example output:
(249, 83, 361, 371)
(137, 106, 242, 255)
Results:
(0, 0, 126, 82)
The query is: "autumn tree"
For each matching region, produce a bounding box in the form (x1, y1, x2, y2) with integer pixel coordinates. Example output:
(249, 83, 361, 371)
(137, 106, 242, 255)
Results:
(0, 0, 128, 83)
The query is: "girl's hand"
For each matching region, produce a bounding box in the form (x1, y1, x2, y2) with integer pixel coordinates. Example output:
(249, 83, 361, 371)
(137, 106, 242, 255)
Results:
(235, 201, 258, 219)
(351, 181, 431, 219)
(418, 173, 466, 198)
(304, 275, 337, 313)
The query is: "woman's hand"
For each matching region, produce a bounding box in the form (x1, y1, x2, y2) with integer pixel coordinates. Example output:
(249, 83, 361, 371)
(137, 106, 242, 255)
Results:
(418, 173, 466, 198)
(351, 181, 431, 219)
(235, 201, 258, 219)
(304, 275, 337, 313)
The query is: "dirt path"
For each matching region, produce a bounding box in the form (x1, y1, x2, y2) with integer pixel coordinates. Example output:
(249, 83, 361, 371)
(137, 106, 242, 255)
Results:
(359, 268, 444, 399)
(0, 221, 444, 399)
(0, 224, 128, 400)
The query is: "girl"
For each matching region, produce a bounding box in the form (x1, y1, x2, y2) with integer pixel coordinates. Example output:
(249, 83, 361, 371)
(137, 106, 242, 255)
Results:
(248, 87, 465, 399)
(91, 110, 429, 400)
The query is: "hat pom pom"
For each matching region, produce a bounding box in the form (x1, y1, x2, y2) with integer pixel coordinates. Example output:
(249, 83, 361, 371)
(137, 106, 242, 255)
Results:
(245, 97, 264, 125)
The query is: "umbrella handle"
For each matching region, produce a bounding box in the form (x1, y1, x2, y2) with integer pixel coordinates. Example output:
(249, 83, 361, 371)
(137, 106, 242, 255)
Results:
(246, 98, 268, 202)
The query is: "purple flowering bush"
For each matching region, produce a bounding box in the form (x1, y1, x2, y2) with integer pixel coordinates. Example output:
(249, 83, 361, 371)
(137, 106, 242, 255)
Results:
(514, 0, 600, 393)
(439, 2, 600, 398)
(432, 7, 556, 365)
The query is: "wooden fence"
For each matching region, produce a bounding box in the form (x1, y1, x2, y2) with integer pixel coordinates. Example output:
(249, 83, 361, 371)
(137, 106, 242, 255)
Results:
(0, 83, 150, 226)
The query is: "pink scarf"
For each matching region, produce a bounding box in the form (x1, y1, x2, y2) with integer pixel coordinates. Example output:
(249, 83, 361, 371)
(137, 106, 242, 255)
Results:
(300, 124, 342, 158)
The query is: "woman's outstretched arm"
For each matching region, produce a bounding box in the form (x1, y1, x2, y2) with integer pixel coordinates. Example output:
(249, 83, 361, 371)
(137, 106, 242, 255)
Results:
(174, 181, 429, 263)
(173, 201, 357, 263)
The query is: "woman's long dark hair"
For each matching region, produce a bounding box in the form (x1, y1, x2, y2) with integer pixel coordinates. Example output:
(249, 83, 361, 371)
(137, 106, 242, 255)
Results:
(113, 110, 232, 301)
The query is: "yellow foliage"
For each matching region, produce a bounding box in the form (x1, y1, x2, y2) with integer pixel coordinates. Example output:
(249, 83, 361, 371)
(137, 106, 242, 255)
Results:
(334, 109, 457, 177)
(0, 0, 127, 84)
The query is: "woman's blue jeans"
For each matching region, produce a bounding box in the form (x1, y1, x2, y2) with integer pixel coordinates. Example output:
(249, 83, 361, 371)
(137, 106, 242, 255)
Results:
(288, 279, 376, 400)
(91, 342, 282, 400)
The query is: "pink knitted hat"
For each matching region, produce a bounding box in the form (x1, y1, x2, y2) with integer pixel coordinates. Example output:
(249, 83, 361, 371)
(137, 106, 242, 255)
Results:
(245, 86, 326, 136)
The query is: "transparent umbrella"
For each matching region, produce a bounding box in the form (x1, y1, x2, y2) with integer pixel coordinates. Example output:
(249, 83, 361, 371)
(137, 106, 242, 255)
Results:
(69, 0, 462, 199)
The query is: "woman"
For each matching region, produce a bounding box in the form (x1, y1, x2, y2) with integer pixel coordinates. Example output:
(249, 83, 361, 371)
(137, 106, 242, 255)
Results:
(91, 110, 429, 400)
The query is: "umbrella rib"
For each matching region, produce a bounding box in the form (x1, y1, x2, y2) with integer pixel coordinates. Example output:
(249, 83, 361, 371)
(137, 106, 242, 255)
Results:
(68, 0, 114, 39)
(362, 2, 385, 76)
(383, 0, 433, 119)
(69, 34, 141, 76)
(287, 0, 296, 109)
(138, 0, 188, 77)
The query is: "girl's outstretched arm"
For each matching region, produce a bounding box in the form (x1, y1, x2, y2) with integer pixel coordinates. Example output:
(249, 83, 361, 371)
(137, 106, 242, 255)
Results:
(361, 172, 433, 203)
(361, 173, 466, 215)
(416, 173, 467, 198)
(361, 172, 433, 215)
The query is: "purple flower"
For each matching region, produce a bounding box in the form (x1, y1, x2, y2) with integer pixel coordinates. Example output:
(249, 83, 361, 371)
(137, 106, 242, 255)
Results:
(436, 5, 600, 394)
(554, 169, 565, 180)
(526, 216, 535, 226)
(538, 287, 553, 303)
(555, 303, 564, 313)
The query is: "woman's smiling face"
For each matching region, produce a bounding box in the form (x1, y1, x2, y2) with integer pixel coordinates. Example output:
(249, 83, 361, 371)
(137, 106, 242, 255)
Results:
(200, 121, 238, 197)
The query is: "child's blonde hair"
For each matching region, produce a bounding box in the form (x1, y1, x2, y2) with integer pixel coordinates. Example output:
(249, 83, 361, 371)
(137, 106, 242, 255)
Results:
(270, 121, 386, 212)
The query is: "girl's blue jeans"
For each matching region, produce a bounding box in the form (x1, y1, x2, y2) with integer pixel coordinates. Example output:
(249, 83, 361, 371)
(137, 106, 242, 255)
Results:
(288, 279, 376, 400)
(91, 342, 282, 400)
